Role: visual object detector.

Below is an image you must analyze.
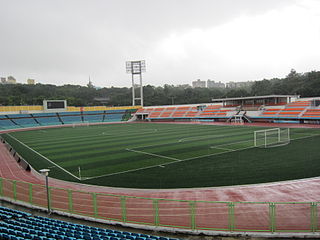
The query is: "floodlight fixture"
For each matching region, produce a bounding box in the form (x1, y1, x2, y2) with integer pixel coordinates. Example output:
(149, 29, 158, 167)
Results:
(126, 60, 146, 106)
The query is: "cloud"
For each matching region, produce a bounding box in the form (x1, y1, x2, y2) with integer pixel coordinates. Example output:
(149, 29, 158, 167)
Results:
(148, 0, 320, 85)
(0, 0, 318, 87)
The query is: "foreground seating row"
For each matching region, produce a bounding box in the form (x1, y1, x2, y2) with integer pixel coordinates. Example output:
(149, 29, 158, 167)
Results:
(0, 206, 181, 240)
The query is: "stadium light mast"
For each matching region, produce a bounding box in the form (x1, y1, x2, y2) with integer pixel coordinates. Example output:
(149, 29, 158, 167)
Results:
(126, 60, 146, 107)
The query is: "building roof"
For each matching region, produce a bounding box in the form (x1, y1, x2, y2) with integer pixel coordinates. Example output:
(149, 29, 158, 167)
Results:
(211, 95, 299, 102)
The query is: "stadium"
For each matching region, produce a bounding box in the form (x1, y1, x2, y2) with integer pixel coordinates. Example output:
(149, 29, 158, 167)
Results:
(2, 0, 320, 238)
(1, 92, 320, 239)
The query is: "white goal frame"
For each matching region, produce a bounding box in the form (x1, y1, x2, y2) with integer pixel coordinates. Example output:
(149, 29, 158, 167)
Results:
(254, 128, 290, 148)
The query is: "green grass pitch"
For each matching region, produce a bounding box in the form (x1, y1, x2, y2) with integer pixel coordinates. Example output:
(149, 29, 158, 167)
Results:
(2, 123, 320, 189)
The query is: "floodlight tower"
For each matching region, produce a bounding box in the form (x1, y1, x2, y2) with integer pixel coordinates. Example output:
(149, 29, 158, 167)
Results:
(126, 60, 146, 106)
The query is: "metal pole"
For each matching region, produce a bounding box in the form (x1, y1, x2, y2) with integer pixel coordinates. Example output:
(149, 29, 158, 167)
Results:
(45, 175, 50, 213)
(131, 74, 135, 106)
(140, 73, 143, 107)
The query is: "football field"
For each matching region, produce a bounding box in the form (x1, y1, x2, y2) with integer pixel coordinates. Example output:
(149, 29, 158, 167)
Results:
(2, 123, 320, 188)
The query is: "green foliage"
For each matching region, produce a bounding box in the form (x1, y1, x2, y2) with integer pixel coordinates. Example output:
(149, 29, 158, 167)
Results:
(0, 70, 319, 106)
(250, 70, 320, 96)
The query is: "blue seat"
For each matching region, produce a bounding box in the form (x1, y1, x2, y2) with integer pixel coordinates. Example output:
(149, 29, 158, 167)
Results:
(23, 233, 33, 239)
(83, 235, 92, 240)
(9, 235, 19, 240)
(159, 238, 169, 240)
(110, 237, 120, 240)
(140, 234, 149, 238)
(136, 237, 146, 240)
(2, 233, 10, 240)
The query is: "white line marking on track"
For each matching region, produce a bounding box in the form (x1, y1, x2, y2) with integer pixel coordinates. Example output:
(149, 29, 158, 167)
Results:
(6, 134, 81, 180)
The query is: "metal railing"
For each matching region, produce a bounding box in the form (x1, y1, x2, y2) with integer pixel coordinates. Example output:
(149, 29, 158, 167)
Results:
(0, 177, 318, 233)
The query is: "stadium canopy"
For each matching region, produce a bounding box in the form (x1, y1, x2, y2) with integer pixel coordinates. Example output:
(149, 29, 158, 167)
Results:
(211, 95, 299, 108)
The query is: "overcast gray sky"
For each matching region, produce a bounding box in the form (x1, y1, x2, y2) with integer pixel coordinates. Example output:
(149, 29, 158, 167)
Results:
(1, 0, 319, 87)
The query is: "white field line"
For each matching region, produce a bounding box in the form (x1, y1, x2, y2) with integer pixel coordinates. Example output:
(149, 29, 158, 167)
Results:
(84, 132, 320, 180)
(131, 130, 253, 150)
(6, 133, 81, 180)
(82, 157, 179, 180)
(126, 148, 181, 162)
(24, 124, 247, 146)
(12, 128, 319, 181)
(177, 131, 253, 144)
(83, 142, 250, 180)
(178, 135, 224, 143)
(184, 144, 255, 161)
(185, 132, 320, 161)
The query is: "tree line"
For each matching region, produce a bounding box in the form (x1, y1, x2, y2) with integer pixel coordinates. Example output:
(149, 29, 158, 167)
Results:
(0, 69, 319, 107)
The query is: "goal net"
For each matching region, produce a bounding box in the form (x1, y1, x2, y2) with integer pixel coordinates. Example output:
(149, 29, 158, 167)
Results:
(254, 128, 290, 148)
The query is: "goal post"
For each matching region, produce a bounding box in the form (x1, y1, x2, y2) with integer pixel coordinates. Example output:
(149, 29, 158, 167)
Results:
(254, 128, 290, 148)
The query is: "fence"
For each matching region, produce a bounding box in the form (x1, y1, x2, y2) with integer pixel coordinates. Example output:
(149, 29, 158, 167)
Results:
(0, 177, 318, 233)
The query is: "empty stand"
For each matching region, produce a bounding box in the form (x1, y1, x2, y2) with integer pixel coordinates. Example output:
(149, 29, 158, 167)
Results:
(0, 109, 133, 129)
(7, 114, 38, 128)
(104, 110, 127, 122)
(0, 118, 18, 130)
(33, 113, 61, 126)
(138, 104, 237, 120)
(302, 109, 320, 118)
(58, 112, 82, 124)
(0, 207, 180, 240)
(82, 111, 104, 122)
(260, 101, 312, 118)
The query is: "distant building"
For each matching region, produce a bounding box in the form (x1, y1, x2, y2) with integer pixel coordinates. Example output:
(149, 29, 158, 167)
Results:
(27, 79, 35, 85)
(7, 76, 16, 84)
(207, 79, 225, 88)
(226, 81, 253, 89)
(0, 77, 6, 84)
(192, 79, 206, 88)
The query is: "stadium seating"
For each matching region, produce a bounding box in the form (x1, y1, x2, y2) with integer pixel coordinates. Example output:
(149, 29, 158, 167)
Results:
(6, 114, 38, 128)
(302, 109, 320, 118)
(0, 109, 131, 130)
(0, 206, 180, 240)
(286, 100, 311, 107)
(104, 114, 124, 122)
(0, 118, 18, 130)
(58, 112, 83, 124)
(33, 113, 62, 126)
(136, 104, 238, 120)
(82, 111, 104, 122)
(260, 101, 312, 118)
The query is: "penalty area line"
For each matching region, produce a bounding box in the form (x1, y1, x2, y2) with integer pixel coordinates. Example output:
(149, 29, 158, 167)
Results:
(6, 134, 81, 181)
(126, 148, 181, 162)
(82, 148, 181, 180)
